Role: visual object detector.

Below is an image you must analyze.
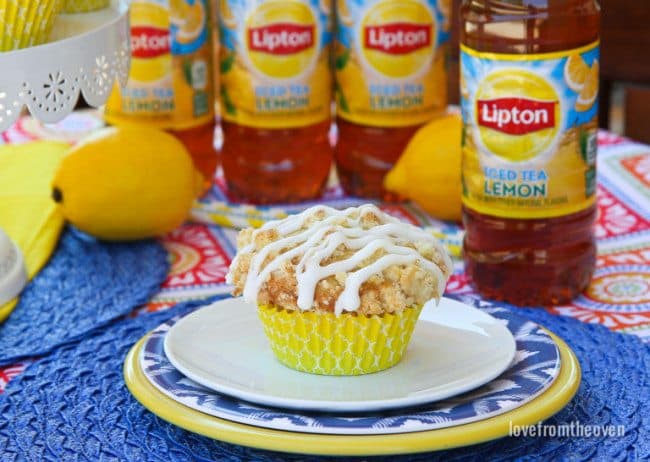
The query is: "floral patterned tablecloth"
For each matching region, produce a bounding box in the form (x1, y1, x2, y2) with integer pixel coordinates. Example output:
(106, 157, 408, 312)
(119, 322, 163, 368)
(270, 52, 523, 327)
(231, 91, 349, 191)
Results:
(1, 111, 648, 392)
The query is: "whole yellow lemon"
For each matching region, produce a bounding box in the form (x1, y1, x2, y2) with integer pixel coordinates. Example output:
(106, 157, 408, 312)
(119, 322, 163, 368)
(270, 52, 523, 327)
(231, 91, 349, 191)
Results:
(52, 126, 203, 241)
(384, 113, 463, 221)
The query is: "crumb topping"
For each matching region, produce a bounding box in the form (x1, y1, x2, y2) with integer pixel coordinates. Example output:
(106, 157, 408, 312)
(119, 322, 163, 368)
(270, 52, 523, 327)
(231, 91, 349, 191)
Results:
(227, 204, 453, 315)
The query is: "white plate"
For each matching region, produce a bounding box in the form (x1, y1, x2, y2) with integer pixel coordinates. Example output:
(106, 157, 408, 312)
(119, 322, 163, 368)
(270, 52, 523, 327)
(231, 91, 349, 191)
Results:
(164, 297, 516, 412)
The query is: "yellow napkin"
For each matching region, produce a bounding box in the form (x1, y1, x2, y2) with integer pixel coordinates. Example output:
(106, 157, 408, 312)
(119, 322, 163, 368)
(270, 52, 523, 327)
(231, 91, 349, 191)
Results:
(0, 142, 69, 322)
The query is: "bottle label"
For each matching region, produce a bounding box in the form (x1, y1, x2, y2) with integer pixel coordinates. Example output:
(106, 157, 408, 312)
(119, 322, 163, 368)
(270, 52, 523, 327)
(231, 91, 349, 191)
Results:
(461, 42, 599, 219)
(218, 0, 332, 128)
(334, 0, 450, 127)
(105, 0, 215, 130)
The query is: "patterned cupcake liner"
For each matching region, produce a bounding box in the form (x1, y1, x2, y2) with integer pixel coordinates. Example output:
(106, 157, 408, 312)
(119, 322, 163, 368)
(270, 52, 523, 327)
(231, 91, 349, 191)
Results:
(0, 0, 63, 51)
(257, 304, 423, 376)
(62, 0, 109, 13)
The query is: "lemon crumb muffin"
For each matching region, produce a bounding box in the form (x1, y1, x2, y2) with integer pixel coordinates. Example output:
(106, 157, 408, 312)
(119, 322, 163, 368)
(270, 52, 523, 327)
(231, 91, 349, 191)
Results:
(227, 204, 453, 375)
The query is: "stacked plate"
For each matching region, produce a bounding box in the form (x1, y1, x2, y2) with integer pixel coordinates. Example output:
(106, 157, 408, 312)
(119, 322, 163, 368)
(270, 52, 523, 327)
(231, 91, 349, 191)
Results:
(124, 297, 581, 456)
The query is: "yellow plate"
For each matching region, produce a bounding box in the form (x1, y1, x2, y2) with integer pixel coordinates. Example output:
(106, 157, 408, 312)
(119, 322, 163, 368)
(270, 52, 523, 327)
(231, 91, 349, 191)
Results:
(124, 329, 580, 456)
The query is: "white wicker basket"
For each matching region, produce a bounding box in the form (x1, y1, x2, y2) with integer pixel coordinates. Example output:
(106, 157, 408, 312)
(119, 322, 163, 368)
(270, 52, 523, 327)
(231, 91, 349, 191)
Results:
(0, 0, 130, 132)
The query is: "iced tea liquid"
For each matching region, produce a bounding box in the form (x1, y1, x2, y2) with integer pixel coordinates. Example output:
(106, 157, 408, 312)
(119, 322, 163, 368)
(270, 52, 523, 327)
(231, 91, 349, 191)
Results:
(218, 0, 333, 204)
(171, 124, 218, 190)
(460, 0, 600, 306)
(334, 0, 450, 199)
(221, 121, 332, 203)
(335, 121, 422, 200)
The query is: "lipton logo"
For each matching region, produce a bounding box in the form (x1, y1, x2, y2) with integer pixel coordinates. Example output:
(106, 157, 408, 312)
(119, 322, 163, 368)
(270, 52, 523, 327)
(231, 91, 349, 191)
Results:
(474, 70, 562, 162)
(364, 23, 431, 55)
(359, 0, 435, 79)
(245, 1, 318, 79)
(131, 26, 171, 59)
(478, 98, 557, 135)
(248, 23, 315, 55)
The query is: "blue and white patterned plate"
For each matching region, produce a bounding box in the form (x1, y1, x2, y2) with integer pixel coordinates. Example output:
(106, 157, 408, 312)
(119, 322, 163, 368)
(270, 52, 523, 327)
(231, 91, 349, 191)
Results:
(140, 297, 561, 435)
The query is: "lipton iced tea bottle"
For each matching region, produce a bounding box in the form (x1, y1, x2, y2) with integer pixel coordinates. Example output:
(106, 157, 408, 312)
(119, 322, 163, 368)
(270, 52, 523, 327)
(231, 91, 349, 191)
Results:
(460, 0, 600, 306)
(105, 0, 217, 189)
(334, 0, 449, 199)
(218, 0, 333, 204)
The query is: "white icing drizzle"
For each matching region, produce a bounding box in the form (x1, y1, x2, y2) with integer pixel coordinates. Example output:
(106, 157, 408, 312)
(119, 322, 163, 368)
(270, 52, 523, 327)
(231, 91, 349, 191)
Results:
(226, 204, 452, 315)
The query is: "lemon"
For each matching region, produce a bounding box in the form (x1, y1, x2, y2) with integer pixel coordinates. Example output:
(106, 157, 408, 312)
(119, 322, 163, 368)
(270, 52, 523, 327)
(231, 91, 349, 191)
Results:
(575, 60, 598, 112)
(460, 71, 469, 99)
(170, 0, 187, 26)
(220, 0, 237, 28)
(337, 0, 353, 26)
(222, 62, 256, 112)
(310, 57, 333, 106)
(438, 0, 451, 30)
(52, 126, 203, 241)
(384, 113, 462, 221)
(320, 0, 331, 15)
(176, 0, 205, 44)
(336, 58, 370, 111)
(564, 53, 589, 92)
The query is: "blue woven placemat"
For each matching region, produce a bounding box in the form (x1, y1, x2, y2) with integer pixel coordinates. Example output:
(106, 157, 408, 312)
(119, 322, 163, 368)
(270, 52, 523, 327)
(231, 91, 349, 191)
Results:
(0, 228, 169, 366)
(0, 295, 648, 461)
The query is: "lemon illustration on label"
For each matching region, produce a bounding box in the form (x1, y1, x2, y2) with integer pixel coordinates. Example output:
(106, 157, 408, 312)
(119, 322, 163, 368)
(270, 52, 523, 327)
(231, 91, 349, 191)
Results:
(173, 0, 205, 44)
(336, 56, 371, 112)
(320, 0, 331, 15)
(245, 0, 319, 79)
(438, 0, 451, 31)
(359, 0, 435, 79)
(220, 0, 237, 28)
(338, 0, 353, 26)
(475, 69, 561, 162)
(575, 60, 598, 112)
(170, 0, 185, 25)
(564, 53, 589, 92)
(460, 71, 469, 99)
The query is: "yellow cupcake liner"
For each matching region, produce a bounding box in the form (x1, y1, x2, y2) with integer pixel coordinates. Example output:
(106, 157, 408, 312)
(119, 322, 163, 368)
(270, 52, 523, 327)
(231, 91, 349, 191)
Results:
(258, 304, 423, 376)
(0, 0, 63, 51)
(62, 0, 109, 13)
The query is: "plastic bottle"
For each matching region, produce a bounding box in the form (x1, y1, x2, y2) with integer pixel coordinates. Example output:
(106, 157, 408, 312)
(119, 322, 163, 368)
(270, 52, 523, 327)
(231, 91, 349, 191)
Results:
(218, 0, 333, 204)
(334, 0, 450, 199)
(460, 0, 600, 305)
(105, 0, 217, 190)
